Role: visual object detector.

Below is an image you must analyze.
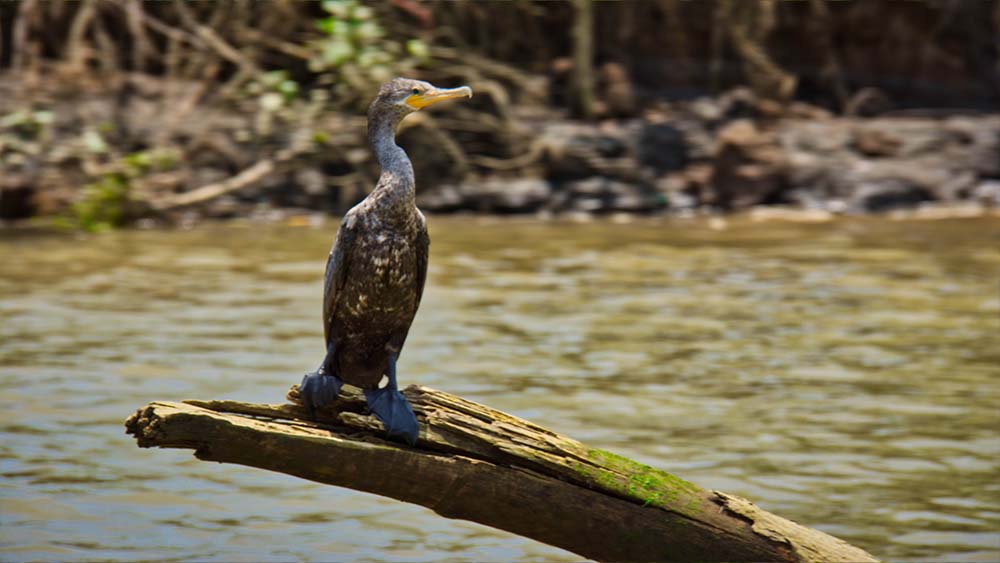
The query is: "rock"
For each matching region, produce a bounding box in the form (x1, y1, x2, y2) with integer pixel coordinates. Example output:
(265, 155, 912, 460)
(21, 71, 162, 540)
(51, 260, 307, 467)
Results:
(943, 116, 1000, 177)
(562, 177, 662, 213)
(572, 197, 604, 213)
(419, 179, 550, 214)
(778, 115, 1000, 212)
(845, 87, 893, 117)
(938, 171, 978, 200)
(637, 122, 687, 174)
(780, 120, 852, 153)
(850, 179, 934, 213)
(755, 99, 785, 120)
(538, 119, 654, 186)
(688, 97, 723, 123)
(597, 62, 637, 118)
(852, 128, 902, 157)
(670, 117, 716, 160)
(717, 88, 759, 121)
(709, 120, 787, 209)
(566, 177, 606, 197)
(295, 167, 327, 196)
(972, 180, 1000, 207)
(539, 122, 609, 180)
(459, 178, 552, 213)
(655, 173, 698, 210)
(787, 102, 833, 121)
(416, 184, 464, 213)
(681, 163, 714, 203)
(0, 174, 37, 220)
(716, 119, 760, 148)
(203, 195, 243, 218)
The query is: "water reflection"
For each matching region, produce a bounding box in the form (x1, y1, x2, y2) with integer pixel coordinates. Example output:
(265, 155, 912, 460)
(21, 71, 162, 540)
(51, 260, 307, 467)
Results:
(1, 216, 998, 561)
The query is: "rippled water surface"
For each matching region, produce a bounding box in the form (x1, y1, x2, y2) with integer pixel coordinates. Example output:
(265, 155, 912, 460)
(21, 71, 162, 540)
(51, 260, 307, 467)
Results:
(1, 216, 998, 562)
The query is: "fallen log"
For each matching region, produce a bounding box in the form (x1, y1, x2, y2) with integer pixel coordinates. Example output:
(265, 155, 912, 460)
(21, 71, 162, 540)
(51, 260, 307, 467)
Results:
(124, 384, 878, 563)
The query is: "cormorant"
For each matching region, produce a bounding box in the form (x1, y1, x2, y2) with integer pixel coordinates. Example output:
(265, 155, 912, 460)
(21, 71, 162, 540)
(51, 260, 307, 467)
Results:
(299, 78, 472, 445)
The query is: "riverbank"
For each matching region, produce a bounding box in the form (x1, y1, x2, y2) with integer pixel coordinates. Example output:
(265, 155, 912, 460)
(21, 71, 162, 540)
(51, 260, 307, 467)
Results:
(2, 72, 998, 229)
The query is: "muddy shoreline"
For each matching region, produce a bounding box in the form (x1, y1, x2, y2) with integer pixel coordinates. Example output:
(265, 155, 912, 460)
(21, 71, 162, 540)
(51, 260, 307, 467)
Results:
(2, 74, 998, 229)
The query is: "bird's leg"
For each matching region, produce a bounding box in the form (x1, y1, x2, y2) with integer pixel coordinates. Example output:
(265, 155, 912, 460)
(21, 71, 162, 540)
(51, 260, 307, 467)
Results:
(300, 340, 343, 419)
(364, 352, 419, 446)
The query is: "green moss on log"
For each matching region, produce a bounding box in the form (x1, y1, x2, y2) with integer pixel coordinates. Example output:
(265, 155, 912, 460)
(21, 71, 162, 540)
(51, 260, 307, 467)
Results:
(578, 448, 705, 516)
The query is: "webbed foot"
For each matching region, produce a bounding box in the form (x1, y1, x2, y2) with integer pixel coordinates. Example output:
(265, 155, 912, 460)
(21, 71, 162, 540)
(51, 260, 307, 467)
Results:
(364, 351, 418, 445)
(300, 372, 343, 419)
(365, 386, 418, 446)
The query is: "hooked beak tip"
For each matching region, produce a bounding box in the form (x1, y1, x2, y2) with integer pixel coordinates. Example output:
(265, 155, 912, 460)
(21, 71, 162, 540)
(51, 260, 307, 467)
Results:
(406, 85, 473, 109)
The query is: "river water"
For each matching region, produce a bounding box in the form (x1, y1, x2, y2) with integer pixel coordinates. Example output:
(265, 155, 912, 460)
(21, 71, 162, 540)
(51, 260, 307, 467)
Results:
(1, 216, 998, 562)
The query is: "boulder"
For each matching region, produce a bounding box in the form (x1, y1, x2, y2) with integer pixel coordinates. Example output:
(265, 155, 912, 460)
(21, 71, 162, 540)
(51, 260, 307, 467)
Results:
(416, 184, 464, 213)
(637, 122, 688, 174)
(850, 179, 934, 213)
(459, 178, 552, 213)
(709, 120, 787, 209)
(0, 175, 36, 220)
(852, 128, 902, 157)
(562, 177, 662, 213)
(972, 180, 1000, 207)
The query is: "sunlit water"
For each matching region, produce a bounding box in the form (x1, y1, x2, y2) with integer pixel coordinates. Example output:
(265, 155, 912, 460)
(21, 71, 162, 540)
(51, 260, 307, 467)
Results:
(1, 216, 998, 562)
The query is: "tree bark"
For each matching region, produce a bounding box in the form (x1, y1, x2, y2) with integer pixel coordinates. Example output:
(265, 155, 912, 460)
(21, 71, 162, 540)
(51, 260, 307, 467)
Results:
(125, 385, 879, 563)
(570, 0, 595, 119)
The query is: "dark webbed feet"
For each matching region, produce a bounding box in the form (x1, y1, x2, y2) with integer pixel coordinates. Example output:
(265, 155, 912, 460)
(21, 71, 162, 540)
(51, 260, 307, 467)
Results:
(300, 371, 343, 419)
(300, 340, 341, 418)
(365, 386, 418, 446)
(365, 352, 419, 446)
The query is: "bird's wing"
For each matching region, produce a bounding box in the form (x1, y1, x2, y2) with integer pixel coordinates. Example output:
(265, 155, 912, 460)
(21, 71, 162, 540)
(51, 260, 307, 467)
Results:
(388, 213, 430, 356)
(413, 212, 430, 310)
(322, 214, 358, 344)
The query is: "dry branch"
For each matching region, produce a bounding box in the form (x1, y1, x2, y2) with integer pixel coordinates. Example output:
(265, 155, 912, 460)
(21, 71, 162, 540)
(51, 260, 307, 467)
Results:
(172, 1, 259, 75)
(148, 145, 303, 212)
(125, 384, 879, 563)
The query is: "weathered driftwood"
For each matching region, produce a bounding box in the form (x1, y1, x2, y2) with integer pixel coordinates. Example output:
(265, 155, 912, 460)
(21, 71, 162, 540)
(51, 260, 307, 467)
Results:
(125, 384, 878, 563)
(149, 145, 307, 211)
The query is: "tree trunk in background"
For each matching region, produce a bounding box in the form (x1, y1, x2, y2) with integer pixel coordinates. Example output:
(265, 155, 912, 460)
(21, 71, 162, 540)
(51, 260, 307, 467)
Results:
(719, 0, 797, 101)
(570, 0, 595, 118)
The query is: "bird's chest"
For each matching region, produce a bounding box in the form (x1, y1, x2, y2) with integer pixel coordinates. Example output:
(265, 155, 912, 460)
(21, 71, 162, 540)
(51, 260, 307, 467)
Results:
(341, 230, 418, 324)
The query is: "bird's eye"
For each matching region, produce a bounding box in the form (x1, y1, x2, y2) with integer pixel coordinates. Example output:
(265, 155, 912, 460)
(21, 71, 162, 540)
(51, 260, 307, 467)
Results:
(411, 88, 420, 95)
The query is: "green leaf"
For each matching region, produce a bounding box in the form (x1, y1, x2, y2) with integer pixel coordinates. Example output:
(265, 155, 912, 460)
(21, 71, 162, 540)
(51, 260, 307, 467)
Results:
(82, 130, 108, 153)
(321, 39, 354, 66)
(321, 0, 351, 18)
(32, 110, 54, 125)
(353, 4, 373, 20)
(278, 80, 299, 99)
(0, 110, 28, 128)
(124, 151, 152, 171)
(354, 20, 383, 40)
(406, 39, 429, 59)
(261, 70, 288, 87)
(315, 17, 336, 35)
(356, 47, 380, 68)
(260, 92, 284, 112)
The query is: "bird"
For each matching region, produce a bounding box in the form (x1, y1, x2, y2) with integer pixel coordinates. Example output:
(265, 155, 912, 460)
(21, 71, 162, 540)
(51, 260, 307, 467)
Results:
(299, 78, 472, 446)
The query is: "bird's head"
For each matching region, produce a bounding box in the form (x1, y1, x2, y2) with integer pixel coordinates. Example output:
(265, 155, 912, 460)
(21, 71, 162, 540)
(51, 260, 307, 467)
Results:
(369, 77, 473, 120)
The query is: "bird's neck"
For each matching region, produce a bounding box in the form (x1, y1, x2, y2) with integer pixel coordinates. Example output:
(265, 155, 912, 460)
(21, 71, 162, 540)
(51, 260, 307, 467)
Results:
(368, 110, 415, 205)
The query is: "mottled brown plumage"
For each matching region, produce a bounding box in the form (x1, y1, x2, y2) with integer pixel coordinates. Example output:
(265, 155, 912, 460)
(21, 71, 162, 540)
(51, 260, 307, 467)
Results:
(321, 178, 429, 388)
(300, 78, 471, 444)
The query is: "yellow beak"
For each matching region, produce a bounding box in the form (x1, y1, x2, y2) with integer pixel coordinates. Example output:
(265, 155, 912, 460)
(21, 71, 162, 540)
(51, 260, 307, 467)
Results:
(405, 86, 473, 109)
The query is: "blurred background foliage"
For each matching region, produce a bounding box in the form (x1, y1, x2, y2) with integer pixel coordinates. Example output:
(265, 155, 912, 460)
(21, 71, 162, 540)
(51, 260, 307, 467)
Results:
(0, 0, 998, 230)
